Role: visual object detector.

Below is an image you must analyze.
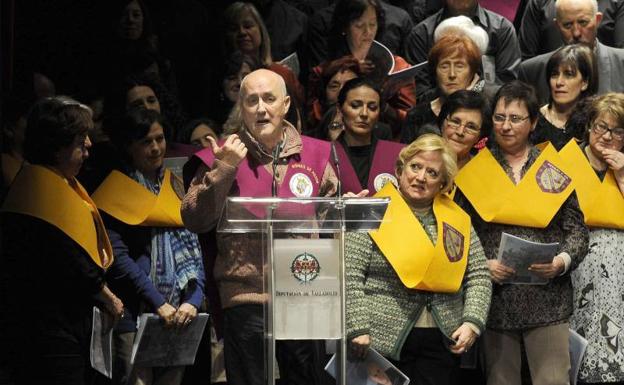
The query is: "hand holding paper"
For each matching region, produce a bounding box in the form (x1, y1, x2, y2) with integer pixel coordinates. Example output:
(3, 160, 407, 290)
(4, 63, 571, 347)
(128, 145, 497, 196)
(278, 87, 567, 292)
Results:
(528, 255, 565, 279)
(487, 259, 516, 284)
(350, 334, 371, 360)
(157, 303, 177, 327)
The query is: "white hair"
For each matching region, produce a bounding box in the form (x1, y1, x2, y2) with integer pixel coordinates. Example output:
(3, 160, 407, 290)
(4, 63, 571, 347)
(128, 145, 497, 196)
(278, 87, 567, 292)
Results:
(555, 0, 598, 18)
(433, 15, 489, 56)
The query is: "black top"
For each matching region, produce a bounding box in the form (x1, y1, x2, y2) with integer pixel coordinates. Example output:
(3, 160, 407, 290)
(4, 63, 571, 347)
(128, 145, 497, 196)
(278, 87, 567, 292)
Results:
(531, 111, 584, 150)
(1, 212, 104, 349)
(404, 4, 521, 101)
(307, 1, 413, 67)
(518, 0, 624, 60)
(400, 101, 439, 144)
(337, 133, 377, 189)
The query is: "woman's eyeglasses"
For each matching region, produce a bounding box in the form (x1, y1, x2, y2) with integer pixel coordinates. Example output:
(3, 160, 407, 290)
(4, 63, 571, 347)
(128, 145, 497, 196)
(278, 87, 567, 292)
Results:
(492, 114, 530, 126)
(445, 117, 480, 135)
(592, 122, 624, 141)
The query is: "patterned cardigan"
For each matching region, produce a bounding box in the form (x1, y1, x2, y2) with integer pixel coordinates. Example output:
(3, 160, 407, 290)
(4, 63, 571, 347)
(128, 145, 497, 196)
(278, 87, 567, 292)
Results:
(457, 145, 589, 330)
(345, 209, 492, 360)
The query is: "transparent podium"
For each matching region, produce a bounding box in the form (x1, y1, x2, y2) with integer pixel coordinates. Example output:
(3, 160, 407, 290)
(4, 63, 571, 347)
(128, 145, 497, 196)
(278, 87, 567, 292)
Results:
(217, 196, 390, 385)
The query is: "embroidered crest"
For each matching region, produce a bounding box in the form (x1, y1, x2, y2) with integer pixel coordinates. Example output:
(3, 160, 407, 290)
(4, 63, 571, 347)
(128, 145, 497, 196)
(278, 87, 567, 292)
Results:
(291, 252, 320, 284)
(443, 223, 464, 262)
(373, 173, 398, 192)
(535, 160, 571, 193)
(289, 172, 313, 197)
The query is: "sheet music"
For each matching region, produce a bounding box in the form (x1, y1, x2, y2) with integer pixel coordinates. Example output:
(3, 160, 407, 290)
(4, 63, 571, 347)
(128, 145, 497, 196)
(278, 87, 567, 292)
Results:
(131, 313, 209, 367)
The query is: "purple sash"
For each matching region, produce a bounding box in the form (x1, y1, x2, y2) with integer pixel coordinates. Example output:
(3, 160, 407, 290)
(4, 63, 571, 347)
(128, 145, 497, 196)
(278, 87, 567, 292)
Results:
(186, 135, 331, 217)
(333, 139, 404, 196)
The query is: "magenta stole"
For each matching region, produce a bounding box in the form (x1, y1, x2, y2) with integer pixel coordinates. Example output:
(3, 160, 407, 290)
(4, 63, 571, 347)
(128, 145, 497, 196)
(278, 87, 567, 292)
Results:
(183, 136, 330, 337)
(187, 135, 331, 217)
(333, 139, 404, 196)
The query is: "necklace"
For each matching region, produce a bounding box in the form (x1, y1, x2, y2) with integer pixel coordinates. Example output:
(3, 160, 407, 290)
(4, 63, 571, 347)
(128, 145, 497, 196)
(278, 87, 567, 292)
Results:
(543, 105, 568, 130)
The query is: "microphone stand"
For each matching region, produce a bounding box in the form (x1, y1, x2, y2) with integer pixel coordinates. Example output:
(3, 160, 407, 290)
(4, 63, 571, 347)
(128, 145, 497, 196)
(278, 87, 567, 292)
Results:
(331, 141, 347, 385)
(271, 141, 283, 197)
(267, 139, 282, 385)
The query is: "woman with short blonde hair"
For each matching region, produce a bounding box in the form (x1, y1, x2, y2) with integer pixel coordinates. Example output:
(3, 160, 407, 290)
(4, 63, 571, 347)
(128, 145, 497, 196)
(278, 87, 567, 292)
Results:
(347, 133, 491, 385)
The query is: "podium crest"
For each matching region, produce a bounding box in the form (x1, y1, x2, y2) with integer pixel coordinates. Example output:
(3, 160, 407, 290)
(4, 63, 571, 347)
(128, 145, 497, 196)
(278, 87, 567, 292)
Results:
(291, 252, 320, 283)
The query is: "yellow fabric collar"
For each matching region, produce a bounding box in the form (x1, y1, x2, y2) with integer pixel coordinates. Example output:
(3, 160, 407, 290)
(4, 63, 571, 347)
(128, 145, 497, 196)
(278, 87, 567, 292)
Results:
(91, 168, 183, 227)
(368, 184, 470, 293)
(560, 140, 624, 229)
(1, 164, 113, 268)
(455, 144, 574, 228)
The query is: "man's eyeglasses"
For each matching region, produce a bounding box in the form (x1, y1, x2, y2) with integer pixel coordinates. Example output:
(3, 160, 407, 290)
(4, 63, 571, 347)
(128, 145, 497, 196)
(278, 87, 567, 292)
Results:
(445, 117, 481, 135)
(492, 114, 530, 126)
(592, 122, 624, 141)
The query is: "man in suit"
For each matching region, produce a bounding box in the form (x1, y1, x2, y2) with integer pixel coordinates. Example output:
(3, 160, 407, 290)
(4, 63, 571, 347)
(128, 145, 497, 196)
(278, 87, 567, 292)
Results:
(519, 0, 624, 104)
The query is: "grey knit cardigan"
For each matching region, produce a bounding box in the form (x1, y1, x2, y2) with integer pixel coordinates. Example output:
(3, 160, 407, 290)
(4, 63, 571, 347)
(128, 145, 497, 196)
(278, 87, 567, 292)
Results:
(345, 210, 492, 360)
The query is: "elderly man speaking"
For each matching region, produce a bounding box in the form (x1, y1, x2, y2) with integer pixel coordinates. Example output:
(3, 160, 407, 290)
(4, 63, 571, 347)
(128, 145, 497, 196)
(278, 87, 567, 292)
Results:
(182, 69, 337, 385)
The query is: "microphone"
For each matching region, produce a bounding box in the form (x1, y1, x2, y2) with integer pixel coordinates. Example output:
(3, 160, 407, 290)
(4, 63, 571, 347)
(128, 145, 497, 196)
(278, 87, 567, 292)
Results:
(271, 141, 283, 197)
(331, 142, 342, 197)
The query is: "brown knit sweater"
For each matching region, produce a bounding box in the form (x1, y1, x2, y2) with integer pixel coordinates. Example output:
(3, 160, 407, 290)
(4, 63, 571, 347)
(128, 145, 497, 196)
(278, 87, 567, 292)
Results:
(181, 122, 337, 308)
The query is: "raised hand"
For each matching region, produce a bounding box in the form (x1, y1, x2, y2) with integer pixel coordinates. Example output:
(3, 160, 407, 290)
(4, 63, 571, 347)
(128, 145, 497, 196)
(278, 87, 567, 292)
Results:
(206, 134, 247, 168)
(602, 148, 624, 172)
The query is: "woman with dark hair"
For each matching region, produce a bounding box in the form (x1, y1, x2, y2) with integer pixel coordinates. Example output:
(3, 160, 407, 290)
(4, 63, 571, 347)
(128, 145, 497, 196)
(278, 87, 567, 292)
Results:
(532, 43, 598, 149)
(332, 78, 403, 196)
(306, 56, 361, 135)
(105, 73, 188, 139)
(438, 90, 491, 169)
(401, 32, 488, 144)
(453, 81, 589, 385)
(179, 118, 221, 148)
(91, 108, 205, 385)
(561, 93, 624, 384)
(104, 0, 178, 97)
(1, 96, 124, 385)
(323, 0, 416, 135)
(78, 73, 190, 193)
(212, 51, 260, 126)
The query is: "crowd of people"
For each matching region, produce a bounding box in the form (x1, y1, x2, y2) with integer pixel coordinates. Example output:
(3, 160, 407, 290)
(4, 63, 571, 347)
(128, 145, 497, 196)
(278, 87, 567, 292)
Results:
(2, 0, 624, 384)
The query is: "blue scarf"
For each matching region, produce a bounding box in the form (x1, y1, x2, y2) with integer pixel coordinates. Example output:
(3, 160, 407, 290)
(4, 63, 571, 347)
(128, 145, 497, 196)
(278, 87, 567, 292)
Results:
(130, 168, 203, 307)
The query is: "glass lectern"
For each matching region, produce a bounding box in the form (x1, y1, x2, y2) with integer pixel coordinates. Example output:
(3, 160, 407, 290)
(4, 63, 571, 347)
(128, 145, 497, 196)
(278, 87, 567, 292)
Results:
(217, 196, 390, 385)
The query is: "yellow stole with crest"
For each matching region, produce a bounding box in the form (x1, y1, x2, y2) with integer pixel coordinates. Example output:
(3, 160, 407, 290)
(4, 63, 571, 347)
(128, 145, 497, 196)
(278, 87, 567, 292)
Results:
(368, 183, 471, 293)
(455, 144, 574, 228)
(91, 168, 184, 227)
(1, 164, 113, 269)
(559, 140, 624, 229)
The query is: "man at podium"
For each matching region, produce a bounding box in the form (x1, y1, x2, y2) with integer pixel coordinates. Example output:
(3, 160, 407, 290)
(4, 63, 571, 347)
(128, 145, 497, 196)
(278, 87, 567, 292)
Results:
(182, 69, 337, 385)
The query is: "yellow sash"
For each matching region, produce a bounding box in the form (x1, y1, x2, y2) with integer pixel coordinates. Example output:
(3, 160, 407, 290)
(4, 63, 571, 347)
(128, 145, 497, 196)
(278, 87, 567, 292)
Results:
(91, 169, 183, 227)
(455, 144, 574, 228)
(368, 184, 470, 293)
(1, 164, 113, 268)
(559, 140, 624, 229)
